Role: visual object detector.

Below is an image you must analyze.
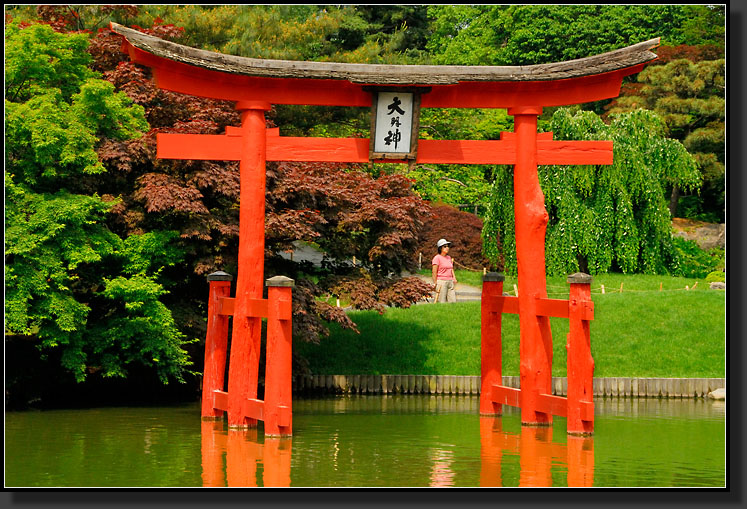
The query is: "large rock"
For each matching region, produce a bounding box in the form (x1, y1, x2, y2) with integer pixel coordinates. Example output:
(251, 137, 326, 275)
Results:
(709, 281, 726, 290)
(707, 388, 726, 400)
(672, 218, 725, 251)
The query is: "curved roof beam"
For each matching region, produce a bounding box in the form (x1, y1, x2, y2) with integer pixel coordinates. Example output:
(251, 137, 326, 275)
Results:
(110, 23, 659, 85)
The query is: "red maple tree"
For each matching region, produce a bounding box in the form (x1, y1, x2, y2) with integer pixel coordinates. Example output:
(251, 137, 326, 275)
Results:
(79, 17, 434, 352)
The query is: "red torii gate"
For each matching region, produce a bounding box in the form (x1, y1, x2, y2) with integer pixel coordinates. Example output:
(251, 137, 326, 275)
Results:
(111, 23, 659, 437)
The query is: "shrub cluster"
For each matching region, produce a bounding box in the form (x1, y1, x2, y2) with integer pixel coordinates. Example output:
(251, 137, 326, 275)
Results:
(671, 237, 725, 279)
(416, 203, 496, 271)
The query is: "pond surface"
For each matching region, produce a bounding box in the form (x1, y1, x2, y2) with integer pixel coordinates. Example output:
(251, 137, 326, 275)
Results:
(5, 395, 725, 487)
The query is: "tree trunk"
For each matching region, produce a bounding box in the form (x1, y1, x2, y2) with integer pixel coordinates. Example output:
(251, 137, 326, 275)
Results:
(669, 185, 680, 217)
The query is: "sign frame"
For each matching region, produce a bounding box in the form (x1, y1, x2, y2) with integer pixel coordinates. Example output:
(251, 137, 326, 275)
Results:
(366, 86, 428, 161)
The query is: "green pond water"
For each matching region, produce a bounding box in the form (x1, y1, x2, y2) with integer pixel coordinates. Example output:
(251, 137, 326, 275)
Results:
(4, 395, 725, 487)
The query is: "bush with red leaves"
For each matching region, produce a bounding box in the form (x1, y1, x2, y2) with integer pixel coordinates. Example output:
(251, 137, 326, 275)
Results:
(416, 203, 498, 272)
(82, 20, 434, 355)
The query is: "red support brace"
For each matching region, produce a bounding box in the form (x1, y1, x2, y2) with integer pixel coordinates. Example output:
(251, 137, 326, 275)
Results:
(566, 273, 596, 435)
(201, 272, 233, 419)
(480, 272, 505, 415)
(263, 276, 295, 437)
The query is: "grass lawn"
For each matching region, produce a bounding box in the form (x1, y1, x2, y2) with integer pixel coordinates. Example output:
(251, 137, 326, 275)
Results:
(296, 274, 725, 378)
(420, 269, 717, 297)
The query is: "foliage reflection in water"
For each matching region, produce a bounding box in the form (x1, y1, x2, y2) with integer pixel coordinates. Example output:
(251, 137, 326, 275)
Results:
(4, 395, 724, 487)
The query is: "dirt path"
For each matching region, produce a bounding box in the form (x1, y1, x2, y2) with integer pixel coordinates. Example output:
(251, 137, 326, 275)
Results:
(412, 274, 483, 303)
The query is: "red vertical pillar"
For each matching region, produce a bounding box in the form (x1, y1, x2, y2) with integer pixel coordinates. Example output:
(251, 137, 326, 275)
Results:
(480, 272, 504, 415)
(479, 417, 504, 487)
(566, 435, 595, 487)
(518, 426, 554, 487)
(202, 271, 232, 419)
(508, 106, 553, 427)
(567, 272, 595, 435)
(262, 438, 292, 487)
(226, 428, 261, 487)
(201, 420, 227, 487)
(264, 275, 295, 437)
(227, 100, 272, 428)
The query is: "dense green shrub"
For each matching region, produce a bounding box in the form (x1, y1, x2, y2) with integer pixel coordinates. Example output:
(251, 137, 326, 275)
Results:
(671, 237, 724, 279)
(705, 270, 725, 283)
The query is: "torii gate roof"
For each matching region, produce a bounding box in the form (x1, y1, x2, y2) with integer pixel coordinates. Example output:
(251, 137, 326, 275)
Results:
(110, 22, 658, 108)
(111, 23, 658, 85)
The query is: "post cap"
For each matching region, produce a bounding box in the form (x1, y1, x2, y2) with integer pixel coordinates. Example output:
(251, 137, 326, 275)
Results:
(483, 272, 505, 282)
(207, 271, 233, 282)
(567, 272, 592, 284)
(266, 275, 295, 288)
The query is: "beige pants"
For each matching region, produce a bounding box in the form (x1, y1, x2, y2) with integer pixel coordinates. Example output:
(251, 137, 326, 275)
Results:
(434, 280, 456, 303)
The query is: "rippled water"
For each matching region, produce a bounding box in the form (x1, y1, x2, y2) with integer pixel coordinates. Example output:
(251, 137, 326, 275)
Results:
(4, 395, 725, 487)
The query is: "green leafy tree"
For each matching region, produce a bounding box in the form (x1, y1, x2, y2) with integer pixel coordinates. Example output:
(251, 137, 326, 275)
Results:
(5, 20, 192, 384)
(482, 108, 701, 276)
(414, 4, 724, 215)
(426, 5, 723, 66)
(608, 58, 725, 222)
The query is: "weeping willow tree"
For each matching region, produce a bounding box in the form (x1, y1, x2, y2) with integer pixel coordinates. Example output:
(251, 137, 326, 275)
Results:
(482, 108, 701, 276)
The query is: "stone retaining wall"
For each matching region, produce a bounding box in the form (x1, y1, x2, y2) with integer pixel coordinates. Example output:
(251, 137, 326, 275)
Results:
(293, 375, 725, 398)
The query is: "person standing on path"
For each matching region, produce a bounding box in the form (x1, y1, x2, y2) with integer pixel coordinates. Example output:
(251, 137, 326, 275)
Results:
(432, 239, 457, 303)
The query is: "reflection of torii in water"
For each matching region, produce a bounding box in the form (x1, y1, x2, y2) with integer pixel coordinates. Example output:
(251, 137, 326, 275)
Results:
(110, 22, 659, 436)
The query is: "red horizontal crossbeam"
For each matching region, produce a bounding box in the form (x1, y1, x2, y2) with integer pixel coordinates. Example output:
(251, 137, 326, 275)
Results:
(484, 295, 594, 320)
(492, 385, 521, 407)
(536, 393, 570, 418)
(216, 297, 292, 320)
(490, 385, 594, 421)
(156, 132, 612, 166)
(212, 390, 291, 427)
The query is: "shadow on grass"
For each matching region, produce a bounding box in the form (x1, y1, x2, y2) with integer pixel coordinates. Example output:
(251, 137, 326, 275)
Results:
(296, 302, 494, 375)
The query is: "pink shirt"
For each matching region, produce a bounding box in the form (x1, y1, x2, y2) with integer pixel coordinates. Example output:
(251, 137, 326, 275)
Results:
(432, 254, 455, 281)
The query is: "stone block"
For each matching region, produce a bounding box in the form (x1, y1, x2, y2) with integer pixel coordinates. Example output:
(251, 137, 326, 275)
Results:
(708, 388, 726, 400)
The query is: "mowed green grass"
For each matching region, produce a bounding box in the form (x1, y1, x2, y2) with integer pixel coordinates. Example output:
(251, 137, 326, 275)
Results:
(295, 276, 725, 378)
(421, 269, 716, 297)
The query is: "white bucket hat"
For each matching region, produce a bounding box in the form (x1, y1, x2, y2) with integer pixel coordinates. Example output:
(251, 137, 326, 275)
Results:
(436, 238, 451, 248)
